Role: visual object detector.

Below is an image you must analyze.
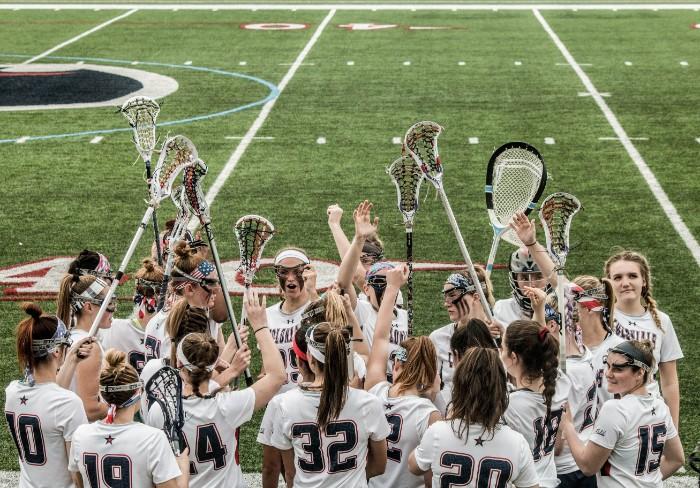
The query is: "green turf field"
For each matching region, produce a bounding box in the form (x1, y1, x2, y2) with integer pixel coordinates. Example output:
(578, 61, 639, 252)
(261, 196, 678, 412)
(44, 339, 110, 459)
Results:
(0, 4, 698, 473)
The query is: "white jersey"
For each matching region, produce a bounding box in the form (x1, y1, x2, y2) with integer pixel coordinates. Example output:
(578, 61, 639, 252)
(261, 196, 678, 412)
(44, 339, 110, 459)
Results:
(504, 373, 571, 487)
(355, 300, 408, 377)
(271, 387, 391, 488)
(429, 323, 455, 416)
(266, 301, 308, 393)
(590, 334, 625, 411)
(556, 349, 597, 474)
(367, 381, 439, 488)
(493, 297, 527, 326)
(102, 317, 147, 374)
(613, 309, 683, 396)
(69, 420, 181, 487)
(414, 421, 539, 488)
(143, 309, 221, 362)
(590, 393, 677, 488)
(147, 388, 255, 488)
(257, 393, 284, 447)
(5, 381, 87, 488)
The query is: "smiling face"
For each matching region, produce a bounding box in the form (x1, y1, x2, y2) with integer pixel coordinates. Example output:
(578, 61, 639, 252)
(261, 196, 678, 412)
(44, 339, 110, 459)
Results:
(607, 260, 645, 307)
(605, 351, 646, 396)
(185, 269, 219, 309)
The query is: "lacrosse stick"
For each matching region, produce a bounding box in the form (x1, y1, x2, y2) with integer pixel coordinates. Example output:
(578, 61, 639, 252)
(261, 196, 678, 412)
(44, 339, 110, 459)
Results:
(387, 156, 424, 335)
(183, 160, 254, 386)
(88, 136, 196, 337)
(234, 215, 275, 325)
(539, 192, 581, 372)
(484, 142, 547, 278)
(121, 96, 164, 266)
(145, 366, 185, 455)
(404, 121, 493, 321)
(156, 185, 192, 311)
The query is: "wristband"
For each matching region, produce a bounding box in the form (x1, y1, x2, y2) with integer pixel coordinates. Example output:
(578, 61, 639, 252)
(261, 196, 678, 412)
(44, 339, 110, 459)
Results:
(253, 326, 269, 334)
(524, 240, 537, 247)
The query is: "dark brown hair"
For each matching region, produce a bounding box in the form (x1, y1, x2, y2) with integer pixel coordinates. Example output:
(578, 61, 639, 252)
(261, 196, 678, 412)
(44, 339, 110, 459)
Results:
(16, 303, 62, 373)
(180, 333, 219, 397)
(394, 336, 437, 397)
(167, 301, 210, 366)
(100, 349, 141, 406)
(309, 322, 350, 431)
(448, 348, 508, 440)
(450, 319, 497, 359)
(504, 320, 559, 416)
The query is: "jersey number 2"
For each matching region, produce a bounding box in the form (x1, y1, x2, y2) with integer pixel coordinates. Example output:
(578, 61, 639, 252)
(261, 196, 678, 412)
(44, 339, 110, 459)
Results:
(440, 452, 512, 488)
(292, 421, 358, 473)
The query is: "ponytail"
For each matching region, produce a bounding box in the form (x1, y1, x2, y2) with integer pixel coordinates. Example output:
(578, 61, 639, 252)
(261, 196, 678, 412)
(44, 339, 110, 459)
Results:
(394, 336, 437, 397)
(167, 303, 210, 367)
(179, 333, 218, 397)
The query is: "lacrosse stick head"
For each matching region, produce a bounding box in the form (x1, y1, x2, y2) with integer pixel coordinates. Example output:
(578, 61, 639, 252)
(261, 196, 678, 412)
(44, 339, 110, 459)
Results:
(539, 192, 581, 268)
(486, 142, 548, 246)
(387, 156, 424, 229)
(152, 136, 197, 204)
(183, 158, 209, 224)
(145, 366, 184, 455)
(235, 215, 275, 285)
(403, 121, 444, 187)
(121, 96, 160, 163)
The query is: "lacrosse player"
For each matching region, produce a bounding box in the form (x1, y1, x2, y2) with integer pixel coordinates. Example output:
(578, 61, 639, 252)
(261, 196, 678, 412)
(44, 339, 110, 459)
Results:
(101, 258, 162, 375)
(143, 241, 225, 363)
(337, 201, 408, 380)
(56, 272, 114, 421)
(493, 248, 550, 325)
(5, 303, 90, 488)
(409, 347, 539, 488)
(604, 250, 683, 428)
(271, 321, 390, 488)
(429, 267, 496, 415)
(364, 264, 442, 488)
(267, 247, 318, 392)
(501, 320, 571, 488)
(148, 290, 285, 487)
(69, 349, 190, 488)
(560, 340, 684, 487)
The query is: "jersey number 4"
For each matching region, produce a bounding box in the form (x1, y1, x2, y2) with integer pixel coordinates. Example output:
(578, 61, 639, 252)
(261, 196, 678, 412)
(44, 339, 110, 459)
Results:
(5, 412, 46, 465)
(440, 452, 512, 488)
(635, 423, 666, 476)
(292, 421, 358, 473)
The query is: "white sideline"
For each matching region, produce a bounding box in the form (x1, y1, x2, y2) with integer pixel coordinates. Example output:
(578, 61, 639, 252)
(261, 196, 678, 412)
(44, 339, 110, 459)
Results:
(2, 3, 700, 10)
(533, 9, 700, 268)
(188, 8, 336, 231)
(21, 9, 137, 64)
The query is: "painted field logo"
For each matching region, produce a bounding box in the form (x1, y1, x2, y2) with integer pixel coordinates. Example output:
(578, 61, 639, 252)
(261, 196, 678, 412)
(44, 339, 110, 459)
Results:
(240, 23, 308, 30)
(0, 64, 178, 111)
(0, 257, 468, 300)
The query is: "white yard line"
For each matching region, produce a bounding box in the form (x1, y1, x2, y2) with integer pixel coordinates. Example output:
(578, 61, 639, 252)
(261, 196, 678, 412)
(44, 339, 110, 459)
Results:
(21, 9, 137, 64)
(188, 8, 336, 230)
(2, 3, 700, 11)
(534, 8, 700, 268)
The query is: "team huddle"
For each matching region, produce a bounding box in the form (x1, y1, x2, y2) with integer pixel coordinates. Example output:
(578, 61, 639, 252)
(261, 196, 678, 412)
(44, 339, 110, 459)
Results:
(5, 199, 686, 488)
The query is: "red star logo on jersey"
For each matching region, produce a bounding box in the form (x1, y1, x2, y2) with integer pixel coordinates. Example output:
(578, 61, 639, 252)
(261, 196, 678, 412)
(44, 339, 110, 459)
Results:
(105, 435, 115, 445)
(19, 396, 28, 405)
(475, 437, 485, 446)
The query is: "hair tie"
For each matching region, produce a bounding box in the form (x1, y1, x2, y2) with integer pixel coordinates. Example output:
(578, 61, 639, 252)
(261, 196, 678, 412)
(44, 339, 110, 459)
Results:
(538, 326, 549, 343)
(105, 404, 117, 424)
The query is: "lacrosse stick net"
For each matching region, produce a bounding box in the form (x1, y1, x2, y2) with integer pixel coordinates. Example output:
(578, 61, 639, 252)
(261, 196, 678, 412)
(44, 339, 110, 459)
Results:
(484, 142, 547, 276)
(156, 186, 192, 310)
(182, 160, 253, 386)
(235, 215, 275, 286)
(387, 156, 424, 335)
(121, 96, 160, 163)
(87, 136, 195, 338)
(539, 192, 581, 372)
(404, 121, 494, 322)
(145, 366, 185, 455)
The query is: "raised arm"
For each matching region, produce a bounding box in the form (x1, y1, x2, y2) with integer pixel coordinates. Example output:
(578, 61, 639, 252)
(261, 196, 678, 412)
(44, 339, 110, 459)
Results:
(328, 204, 367, 288)
(246, 290, 286, 409)
(364, 265, 408, 391)
(57, 337, 95, 390)
(337, 200, 379, 310)
(509, 211, 558, 287)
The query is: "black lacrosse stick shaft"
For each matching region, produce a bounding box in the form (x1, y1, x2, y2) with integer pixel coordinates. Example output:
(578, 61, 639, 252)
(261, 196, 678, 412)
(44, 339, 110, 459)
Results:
(145, 159, 163, 267)
(203, 222, 254, 386)
(157, 271, 170, 311)
(406, 230, 414, 336)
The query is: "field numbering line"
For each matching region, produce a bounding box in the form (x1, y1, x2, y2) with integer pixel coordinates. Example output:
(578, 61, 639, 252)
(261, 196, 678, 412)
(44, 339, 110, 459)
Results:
(22, 9, 137, 65)
(534, 8, 700, 268)
(190, 9, 337, 231)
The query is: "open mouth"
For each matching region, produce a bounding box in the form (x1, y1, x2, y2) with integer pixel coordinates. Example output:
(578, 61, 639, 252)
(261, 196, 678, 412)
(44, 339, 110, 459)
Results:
(286, 283, 298, 291)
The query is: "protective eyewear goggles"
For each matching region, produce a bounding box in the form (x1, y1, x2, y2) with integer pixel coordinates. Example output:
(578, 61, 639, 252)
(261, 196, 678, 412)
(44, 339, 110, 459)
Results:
(360, 252, 383, 266)
(31, 318, 73, 357)
(274, 264, 306, 279)
(136, 278, 162, 297)
(442, 286, 468, 305)
(82, 295, 118, 313)
(604, 342, 652, 372)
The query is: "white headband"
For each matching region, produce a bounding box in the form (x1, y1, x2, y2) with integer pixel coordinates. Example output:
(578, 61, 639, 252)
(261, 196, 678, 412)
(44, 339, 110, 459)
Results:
(275, 250, 310, 266)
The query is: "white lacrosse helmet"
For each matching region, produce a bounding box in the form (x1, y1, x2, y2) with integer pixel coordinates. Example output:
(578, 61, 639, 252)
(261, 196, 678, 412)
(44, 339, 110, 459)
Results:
(508, 248, 550, 314)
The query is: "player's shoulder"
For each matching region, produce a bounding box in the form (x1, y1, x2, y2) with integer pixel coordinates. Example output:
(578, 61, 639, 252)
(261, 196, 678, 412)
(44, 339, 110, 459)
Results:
(348, 386, 382, 407)
(367, 381, 391, 400)
(429, 323, 452, 341)
(145, 310, 167, 332)
(265, 301, 282, 313)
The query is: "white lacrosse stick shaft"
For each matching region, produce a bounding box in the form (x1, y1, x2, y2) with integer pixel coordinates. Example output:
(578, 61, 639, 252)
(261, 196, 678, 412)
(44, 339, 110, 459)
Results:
(88, 206, 155, 337)
(557, 274, 567, 372)
(485, 226, 508, 278)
